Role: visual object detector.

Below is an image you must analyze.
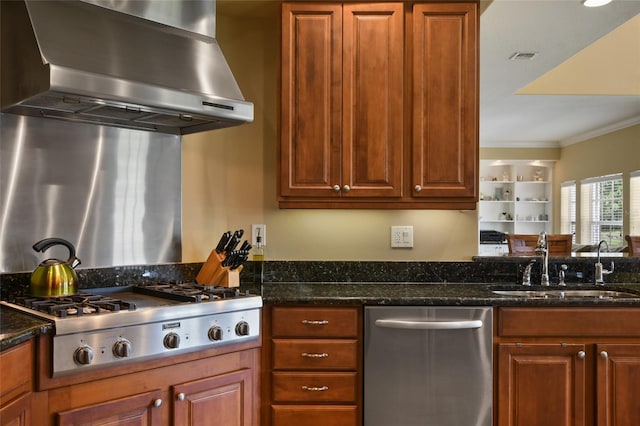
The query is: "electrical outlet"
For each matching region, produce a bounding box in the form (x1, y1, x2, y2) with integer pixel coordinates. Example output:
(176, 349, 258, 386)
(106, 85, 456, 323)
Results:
(251, 224, 266, 247)
(391, 226, 413, 248)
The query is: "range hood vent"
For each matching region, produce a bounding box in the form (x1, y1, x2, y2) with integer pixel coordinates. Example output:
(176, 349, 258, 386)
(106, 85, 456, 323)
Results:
(1, 0, 253, 135)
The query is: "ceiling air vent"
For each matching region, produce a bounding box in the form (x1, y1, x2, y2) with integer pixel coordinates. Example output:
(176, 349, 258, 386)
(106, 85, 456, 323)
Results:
(509, 52, 537, 60)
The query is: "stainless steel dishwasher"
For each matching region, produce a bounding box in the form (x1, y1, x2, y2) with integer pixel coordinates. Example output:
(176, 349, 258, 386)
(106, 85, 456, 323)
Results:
(364, 306, 492, 426)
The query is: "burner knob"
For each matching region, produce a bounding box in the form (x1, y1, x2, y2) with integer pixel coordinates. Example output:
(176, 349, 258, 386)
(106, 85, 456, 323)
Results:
(235, 321, 250, 337)
(208, 326, 223, 341)
(113, 339, 132, 358)
(74, 345, 94, 365)
(163, 332, 180, 349)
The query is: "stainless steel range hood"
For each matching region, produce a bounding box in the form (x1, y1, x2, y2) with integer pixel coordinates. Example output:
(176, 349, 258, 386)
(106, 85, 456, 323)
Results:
(0, 0, 253, 135)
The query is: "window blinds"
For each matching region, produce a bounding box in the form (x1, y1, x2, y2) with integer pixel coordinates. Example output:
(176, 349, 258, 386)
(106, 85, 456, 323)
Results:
(560, 181, 576, 241)
(630, 171, 640, 235)
(580, 174, 623, 246)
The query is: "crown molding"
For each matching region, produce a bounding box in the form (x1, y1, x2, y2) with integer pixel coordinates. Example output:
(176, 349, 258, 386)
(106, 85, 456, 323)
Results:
(560, 115, 640, 147)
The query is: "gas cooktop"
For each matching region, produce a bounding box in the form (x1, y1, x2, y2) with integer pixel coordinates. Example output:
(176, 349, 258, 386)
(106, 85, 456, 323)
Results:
(2, 282, 262, 376)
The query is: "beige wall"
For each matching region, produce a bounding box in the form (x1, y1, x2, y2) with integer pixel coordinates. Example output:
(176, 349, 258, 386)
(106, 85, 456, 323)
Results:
(555, 125, 639, 184)
(182, 5, 639, 263)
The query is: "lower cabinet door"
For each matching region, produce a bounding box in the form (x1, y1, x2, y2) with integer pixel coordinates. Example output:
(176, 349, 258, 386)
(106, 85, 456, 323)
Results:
(173, 369, 253, 426)
(497, 343, 587, 426)
(56, 390, 163, 426)
(596, 344, 640, 426)
(271, 405, 358, 426)
(0, 393, 31, 426)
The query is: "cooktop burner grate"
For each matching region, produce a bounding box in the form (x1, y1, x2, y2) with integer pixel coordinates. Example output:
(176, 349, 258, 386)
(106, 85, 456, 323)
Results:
(136, 282, 243, 303)
(16, 294, 136, 318)
(13, 282, 254, 317)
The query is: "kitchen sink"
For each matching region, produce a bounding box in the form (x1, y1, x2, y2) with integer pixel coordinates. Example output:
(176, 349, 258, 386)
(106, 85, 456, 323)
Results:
(490, 288, 640, 299)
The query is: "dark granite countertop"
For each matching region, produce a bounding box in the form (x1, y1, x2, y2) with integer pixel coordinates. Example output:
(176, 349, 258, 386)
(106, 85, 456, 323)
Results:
(0, 304, 52, 352)
(2, 258, 638, 352)
(2, 282, 640, 353)
(261, 282, 640, 307)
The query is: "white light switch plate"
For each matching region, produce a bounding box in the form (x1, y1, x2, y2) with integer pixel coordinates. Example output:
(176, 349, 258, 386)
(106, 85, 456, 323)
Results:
(391, 226, 413, 248)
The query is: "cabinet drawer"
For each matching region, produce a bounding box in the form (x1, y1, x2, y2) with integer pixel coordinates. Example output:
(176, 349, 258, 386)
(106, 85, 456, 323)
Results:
(272, 405, 358, 426)
(498, 307, 640, 337)
(272, 307, 359, 338)
(272, 339, 358, 370)
(272, 372, 357, 403)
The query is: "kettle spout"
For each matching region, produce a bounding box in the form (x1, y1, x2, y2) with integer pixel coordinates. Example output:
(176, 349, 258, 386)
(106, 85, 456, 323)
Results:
(69, 256, 82, 269)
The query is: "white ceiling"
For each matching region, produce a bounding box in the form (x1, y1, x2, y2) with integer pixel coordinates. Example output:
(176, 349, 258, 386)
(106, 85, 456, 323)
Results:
(480, 0, 640, 148)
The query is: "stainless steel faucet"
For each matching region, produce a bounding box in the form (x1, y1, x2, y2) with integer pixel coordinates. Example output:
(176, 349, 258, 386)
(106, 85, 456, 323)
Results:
(595, 240, 614, 285)
(535, 232, 550, 286)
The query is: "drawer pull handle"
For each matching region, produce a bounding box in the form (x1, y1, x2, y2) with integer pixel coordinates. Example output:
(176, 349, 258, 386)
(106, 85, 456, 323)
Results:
(302, 385, 329, 392)
(301, 320, 329, 325)
(301, 352, 329, 358)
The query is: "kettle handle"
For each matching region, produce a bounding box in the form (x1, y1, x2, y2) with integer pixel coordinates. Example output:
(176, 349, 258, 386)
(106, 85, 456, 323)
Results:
(32, 238, 80, 267)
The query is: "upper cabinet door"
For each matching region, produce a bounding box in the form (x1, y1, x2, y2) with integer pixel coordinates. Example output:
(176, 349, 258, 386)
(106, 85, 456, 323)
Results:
(342, 3, 404, 198)
(411, 3, 478, 201)
(280, 4, 343, 198)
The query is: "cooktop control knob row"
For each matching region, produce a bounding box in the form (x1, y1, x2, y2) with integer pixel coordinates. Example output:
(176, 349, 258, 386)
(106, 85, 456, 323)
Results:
(235, 321, 250, 336)
(208, 325, 223, 341)
(74, 345, 94, 365)
(163, 332, 180, 349)
(113, 338, 132, 358)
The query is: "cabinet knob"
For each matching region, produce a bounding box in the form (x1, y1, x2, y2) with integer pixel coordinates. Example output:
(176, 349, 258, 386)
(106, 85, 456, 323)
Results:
(177, 392, 186, 401)
(600, 351, 608, 359)
(332, 185, 341, 192)
(342, 185, 351, 192)
(414, 185, 422, 193)
(153, 399, 163, 408)
(577, 350, 586, 359)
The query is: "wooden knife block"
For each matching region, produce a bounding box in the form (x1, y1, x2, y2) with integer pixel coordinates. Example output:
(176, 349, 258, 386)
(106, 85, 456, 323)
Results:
(196, 250, 242, 288)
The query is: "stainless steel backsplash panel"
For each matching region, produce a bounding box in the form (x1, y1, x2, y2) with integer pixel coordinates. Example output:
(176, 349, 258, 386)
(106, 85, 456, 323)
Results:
(0, 114, 181, 273)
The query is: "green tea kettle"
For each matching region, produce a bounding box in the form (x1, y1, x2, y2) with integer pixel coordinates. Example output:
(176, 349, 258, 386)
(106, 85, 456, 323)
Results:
(30, 238, 81, 297)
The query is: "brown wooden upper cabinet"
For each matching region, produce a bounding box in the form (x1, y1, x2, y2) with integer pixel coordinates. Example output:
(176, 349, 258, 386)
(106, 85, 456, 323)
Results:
(279, 2, 478, 209)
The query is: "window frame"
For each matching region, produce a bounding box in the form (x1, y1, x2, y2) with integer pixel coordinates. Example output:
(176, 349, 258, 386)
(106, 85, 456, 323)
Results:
(580, 173, 624, 247)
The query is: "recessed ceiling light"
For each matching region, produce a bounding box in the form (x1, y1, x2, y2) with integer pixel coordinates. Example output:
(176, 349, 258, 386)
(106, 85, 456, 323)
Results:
(583, 0, 612, 7)
(509, 52, 537, 60)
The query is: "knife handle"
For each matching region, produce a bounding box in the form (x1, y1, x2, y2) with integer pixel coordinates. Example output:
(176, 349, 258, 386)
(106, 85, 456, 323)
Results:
(215, 231, 232, 253)
(224, 229, 244, 255)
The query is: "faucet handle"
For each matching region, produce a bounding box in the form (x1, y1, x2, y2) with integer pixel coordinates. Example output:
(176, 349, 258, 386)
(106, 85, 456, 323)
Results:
(522, 260, 535, 286)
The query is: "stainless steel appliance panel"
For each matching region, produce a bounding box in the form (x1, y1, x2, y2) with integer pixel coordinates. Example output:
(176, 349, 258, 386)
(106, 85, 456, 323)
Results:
(1, 0, 253, 134)
(0, 114, 181, 272)
(364, 306, 492, 426)
(80, 0, 217, 39)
